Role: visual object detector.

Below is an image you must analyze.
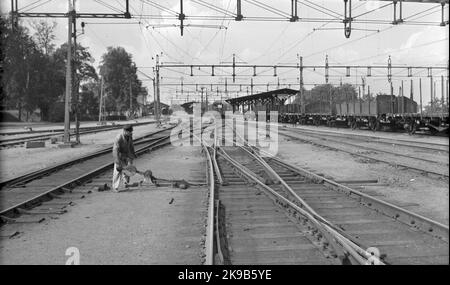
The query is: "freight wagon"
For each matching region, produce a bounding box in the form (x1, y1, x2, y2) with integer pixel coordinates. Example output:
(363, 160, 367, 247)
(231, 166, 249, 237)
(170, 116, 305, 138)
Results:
(276, 95, 448, 135)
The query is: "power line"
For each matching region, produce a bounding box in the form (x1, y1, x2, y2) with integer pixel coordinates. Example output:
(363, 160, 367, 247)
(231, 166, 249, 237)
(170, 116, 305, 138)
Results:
(21, 0, 55, 13)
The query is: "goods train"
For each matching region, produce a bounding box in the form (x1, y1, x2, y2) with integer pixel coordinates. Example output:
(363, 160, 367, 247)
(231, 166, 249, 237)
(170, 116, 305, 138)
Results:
(254, 95, 449, 135)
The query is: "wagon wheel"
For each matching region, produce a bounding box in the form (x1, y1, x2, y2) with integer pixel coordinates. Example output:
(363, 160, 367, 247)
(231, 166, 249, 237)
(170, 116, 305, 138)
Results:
(406, 122, 416, 135)
(410, 123, 417, 135)
(429, 127, 438, 136)
(314, 119, 320, 127)
(371, 121, 379, 132)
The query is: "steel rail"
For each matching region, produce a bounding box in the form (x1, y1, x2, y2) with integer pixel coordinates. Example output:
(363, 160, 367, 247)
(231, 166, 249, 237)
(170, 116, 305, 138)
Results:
(0, 121, 156, 147)
(222, 121, 448, 263)
(211, 131, 226, 264)
(216, 147, 370, 265)
(0, 127, 174, 189)
(0, 122, 205, 218)
(232, 119, 449, 240)
(0, 127, 115, 144)
(217, 124, 369, 262)
(281, 125, 449, 152)
(282, 128, 448, 166)
(211, 125, 224, 185)
(0, 123, 119, 136)
(202, 143, 216, 265)
(193, 127, 217, 265)
(279, 131, 449, 178)
(219, 129, 379, 260)
(264, 154, 449, 243)
(0, 135, 172, 217)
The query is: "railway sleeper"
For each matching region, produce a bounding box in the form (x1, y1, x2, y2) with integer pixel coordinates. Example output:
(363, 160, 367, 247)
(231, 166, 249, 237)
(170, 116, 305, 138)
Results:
(16, 208, 67, 215)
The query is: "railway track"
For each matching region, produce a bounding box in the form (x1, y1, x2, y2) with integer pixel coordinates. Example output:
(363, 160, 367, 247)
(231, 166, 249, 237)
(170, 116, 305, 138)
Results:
(214, 148, 339, 265)
(276, 128, 449, 179)
(230, 120, 448, 178)
(281, 125, 449, 153)
(0, 121, 156, 148)
(0, 126, 176, 222)
(203, 124, 449, 265)
(0, 123, 119, 136)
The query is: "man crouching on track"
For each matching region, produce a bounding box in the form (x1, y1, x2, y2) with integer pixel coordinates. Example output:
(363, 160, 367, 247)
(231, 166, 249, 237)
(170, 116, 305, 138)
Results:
(112, 125, 137, 192)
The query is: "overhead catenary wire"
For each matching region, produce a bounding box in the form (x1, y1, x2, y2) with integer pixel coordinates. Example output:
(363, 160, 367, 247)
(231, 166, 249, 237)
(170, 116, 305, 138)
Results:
(18, 0, 46, 12)
(299, 1, 343, 20)
(140, 0, 178, 16)
(20, 0, 55, 13)
(93, 0, 123, 13)
(352, 2, 393, 19)
(303, 7, 443, 60)
(190, 0, 236, 17)
(243, 0, 290, 18)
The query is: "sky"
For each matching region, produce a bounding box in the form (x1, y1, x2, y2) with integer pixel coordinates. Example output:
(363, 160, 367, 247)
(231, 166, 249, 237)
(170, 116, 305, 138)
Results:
(1, 0, 449, 106)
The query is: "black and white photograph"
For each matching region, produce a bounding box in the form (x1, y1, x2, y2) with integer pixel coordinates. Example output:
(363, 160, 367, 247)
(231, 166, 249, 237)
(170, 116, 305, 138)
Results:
(0, 0, 448, 268)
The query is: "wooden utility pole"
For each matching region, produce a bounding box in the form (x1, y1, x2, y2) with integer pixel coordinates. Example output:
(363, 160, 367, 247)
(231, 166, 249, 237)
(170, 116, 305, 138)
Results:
(64, 0, 73, 143)
(441, 75, 445, 116)
(401, 80, 404, 114)
(73, 4, 80, 143)
(430, 76, 434, 114)
(205, 89, 209, 112)
(419, 78, 423, 117)
(447, 79, 449, 110)
(200, 87, 205, 114)
(390, 82, 394, 114)
(129, 79, 132, 118)
(155, 54, 161, 125)
(98, 77, 104, 123)
(434, 80, 437, 114)
(298, 55, 305, 113)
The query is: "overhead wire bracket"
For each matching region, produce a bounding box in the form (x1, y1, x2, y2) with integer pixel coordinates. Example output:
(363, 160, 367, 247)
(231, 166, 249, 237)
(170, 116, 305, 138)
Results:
(179, 0, 186, 36)
(290, 0, 299, 22)
(343, 0, 352, 38)
(236, 0, 244, 21)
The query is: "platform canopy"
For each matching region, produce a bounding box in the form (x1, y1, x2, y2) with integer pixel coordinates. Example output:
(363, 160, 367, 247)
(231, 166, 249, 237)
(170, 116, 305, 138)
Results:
(226, 88, 299, 106)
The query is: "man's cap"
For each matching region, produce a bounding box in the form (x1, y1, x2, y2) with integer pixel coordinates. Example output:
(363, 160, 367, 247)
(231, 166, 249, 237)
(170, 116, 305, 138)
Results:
(123, 124, 133, 131)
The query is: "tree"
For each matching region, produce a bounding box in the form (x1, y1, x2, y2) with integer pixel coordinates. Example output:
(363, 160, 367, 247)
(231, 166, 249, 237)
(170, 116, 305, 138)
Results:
(334, 83, 357, 103)
(53, 42, 97, 121)
(2, 17, 98, 122)
(79, 82, 100, 118)
(292, 83, 357, 106)
(31, 20, 56, 56)
(99, 46, 142, 115)
(1, 17, 42, 120)
(423, 98, 448, 115)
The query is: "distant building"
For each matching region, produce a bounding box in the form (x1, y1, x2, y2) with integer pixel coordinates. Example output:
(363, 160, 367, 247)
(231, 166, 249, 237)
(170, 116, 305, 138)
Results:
(146, 101, 170, 115)
(135, 87, 148, 117)
(180, 101, 197, 114)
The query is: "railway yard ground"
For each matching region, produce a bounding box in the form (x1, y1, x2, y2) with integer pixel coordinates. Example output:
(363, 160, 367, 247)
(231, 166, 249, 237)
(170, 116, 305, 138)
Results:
(275, 123, 449, 225)
(0, 117, 448, 265)
(0, 118, 156, 181)
(0, 124, 209, 265)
